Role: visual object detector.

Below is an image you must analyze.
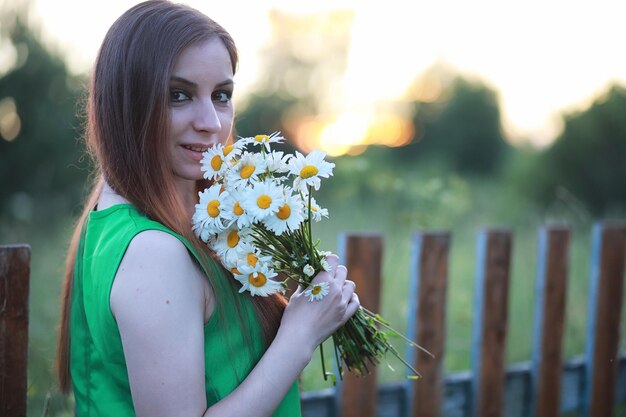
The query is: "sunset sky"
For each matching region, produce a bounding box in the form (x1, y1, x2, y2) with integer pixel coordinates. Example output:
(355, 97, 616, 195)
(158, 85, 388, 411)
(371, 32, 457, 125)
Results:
(24, 0, 626, 153)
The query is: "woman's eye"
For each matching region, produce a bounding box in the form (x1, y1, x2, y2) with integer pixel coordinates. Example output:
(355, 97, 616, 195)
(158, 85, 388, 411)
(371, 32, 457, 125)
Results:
(170, 90, 190, 103)
(213, 90, 232, 104)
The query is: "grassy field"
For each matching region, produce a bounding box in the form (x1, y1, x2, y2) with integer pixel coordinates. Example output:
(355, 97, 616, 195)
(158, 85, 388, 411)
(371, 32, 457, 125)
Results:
(299, 179, 610, 391)
(2, 163, 625, 416)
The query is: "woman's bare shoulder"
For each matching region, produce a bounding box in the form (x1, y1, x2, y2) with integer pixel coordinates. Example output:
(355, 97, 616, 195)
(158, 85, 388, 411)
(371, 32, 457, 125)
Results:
(110, 229, 207, 321)
(125, 229, 191, 260)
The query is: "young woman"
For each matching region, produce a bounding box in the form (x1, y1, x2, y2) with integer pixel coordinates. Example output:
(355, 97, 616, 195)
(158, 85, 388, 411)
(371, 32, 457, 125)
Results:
(55, 1, 359, 416)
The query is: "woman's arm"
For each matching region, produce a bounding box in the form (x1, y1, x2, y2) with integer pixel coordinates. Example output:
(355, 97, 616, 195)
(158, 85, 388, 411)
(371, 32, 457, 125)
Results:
(111, 231, 210, 417)
(111, 230, 358, 417)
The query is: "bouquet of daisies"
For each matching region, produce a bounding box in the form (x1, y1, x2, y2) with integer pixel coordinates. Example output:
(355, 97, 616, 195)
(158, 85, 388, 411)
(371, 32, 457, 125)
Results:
(192, 132, 423, 381)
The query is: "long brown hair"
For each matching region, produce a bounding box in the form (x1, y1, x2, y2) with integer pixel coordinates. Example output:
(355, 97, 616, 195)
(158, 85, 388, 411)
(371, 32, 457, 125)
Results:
(56, 0, 286, 393)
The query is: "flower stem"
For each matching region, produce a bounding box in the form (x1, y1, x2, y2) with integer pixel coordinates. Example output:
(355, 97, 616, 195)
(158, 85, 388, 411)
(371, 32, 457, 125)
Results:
(320, 341, 328, 381)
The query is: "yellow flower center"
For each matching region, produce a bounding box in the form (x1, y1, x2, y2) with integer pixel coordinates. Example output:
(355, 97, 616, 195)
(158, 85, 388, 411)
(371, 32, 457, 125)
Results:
(233, 201, 244, 216)
(247, 253, 258, 266)
(227, 230, 240, 248)
(312, 285, 322, 295)
(300, 165, 319, 179)
(249, 272, 267, 287)
(223, 144, 234, 156)
(210, 155, 222, 171)
(255, 134, 269, 143)
(257, 195, 272, 209)
(310, 205, 318, 212)
(240, 164, 255, 179)
(207, 200, 220, 218)
(231, 267, 241, 275)
(277, 204, 291, 220)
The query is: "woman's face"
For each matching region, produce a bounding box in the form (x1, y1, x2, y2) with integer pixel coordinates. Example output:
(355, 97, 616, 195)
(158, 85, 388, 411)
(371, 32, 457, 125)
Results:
(168, 37, 234, 184)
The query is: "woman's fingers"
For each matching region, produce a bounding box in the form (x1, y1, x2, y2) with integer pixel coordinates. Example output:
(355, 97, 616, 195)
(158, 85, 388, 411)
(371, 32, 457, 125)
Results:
(325, 254, 340, 274)
(310, 254, 341, 285)
(334, 264, 348, 287)
(342, 293, 360, 323)
(341, 279, 355, 303)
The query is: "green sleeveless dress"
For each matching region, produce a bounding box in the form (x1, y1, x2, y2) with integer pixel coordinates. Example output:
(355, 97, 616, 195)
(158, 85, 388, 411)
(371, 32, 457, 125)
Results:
(69, 204, 301, 416)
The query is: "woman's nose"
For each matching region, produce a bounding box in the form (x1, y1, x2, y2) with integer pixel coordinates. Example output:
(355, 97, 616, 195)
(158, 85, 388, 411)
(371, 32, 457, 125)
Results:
(193, 99, 221, 133)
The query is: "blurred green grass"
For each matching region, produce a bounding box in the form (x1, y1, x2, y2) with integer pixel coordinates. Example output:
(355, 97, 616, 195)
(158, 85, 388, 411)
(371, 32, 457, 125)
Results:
(2, 161, 625, 416)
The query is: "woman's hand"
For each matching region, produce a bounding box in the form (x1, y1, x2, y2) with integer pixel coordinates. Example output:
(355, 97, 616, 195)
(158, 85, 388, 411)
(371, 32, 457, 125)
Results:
(277, 254, 360, 355)
(201, 255, 359, 417)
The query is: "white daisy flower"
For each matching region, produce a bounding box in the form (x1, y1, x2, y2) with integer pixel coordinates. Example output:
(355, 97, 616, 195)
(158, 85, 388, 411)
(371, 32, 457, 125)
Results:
(223, 141, 244, 163)
(236, 242, 274, 271)
(263, 191, 305, 235)
(221, 187, 254, 229)
(304, 282, 330, 302)
(241, 181, 285, 222)
(192, 184, 229, 241)
(235, 263, 282, 296)
(228, 265, 243, 276)
(212, 226, 252, 267)
(226, 151, 266, 189)
(241, 132, 285, 152)
(303, 264, 315, 277)
(265, 151, 291, 174)
(288, 150, 335, 191)
(200, 144, 228, 180)
(305, 196, 329, 222)
(320, 257, 332, 272)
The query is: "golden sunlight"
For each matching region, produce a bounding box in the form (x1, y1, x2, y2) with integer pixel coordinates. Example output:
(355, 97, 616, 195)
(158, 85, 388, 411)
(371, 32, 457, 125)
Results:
(292, 111, 414, 156)
(0, 97, 21, 142)
(32, 0, 626, 151)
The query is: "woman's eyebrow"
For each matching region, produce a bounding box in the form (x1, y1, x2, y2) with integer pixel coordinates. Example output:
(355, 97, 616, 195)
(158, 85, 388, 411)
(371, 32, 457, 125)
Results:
(170, 76, 197, 88)
(170, 76, 234, 88)
(216, 79, 235, 88)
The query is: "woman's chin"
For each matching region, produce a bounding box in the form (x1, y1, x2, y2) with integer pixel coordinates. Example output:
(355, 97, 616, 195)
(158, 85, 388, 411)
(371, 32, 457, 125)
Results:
(173, 169, 205, 185)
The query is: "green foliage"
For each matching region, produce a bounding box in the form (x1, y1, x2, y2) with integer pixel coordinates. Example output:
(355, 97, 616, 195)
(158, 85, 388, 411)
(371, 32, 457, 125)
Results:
(401, 76, 510, 175)
(0, 18, 87, 225)
(234, 92, 301, 154)
(235, 92, 297, 137)
(318, 145, 473, 231)
(529, 84, 626, 215)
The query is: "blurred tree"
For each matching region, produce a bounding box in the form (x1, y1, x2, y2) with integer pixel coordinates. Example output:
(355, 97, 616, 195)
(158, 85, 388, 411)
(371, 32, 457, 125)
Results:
(235, 10, 352, 150)
(0, 7, 82, 416)
(401, 76, 509, 175)
(235, 92, 297, 137)
(0, 16, 86, 222)
(234, 91, 300, 155)
(529, 84, 626, 215)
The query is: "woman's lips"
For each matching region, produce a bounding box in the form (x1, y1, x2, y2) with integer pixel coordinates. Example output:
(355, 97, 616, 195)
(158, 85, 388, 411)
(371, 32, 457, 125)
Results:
(181, 144, 208, 161)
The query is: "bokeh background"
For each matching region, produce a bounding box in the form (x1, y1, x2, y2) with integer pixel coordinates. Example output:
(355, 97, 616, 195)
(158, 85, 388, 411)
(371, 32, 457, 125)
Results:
(1, 0, 625, 415)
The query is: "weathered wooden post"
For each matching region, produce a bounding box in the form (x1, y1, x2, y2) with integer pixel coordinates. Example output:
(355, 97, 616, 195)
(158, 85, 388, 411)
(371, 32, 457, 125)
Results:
(583, 223, 626, 417)
(0, 244, 31, 417)
(337, 234, 383, 417)
(407, 231, 450, 417)
(530, 226, 571, 417)
(471, 230, 512, 417)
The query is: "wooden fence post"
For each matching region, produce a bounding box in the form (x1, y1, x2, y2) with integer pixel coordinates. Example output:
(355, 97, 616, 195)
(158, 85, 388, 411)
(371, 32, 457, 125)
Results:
(0, 244, 31, 417)
(407, 232, 450, 417)
(471, 230, 512, 417)
(583, 223, 626, 417)
(530, 226, 571, 417)
(337, 234, 383, 417)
